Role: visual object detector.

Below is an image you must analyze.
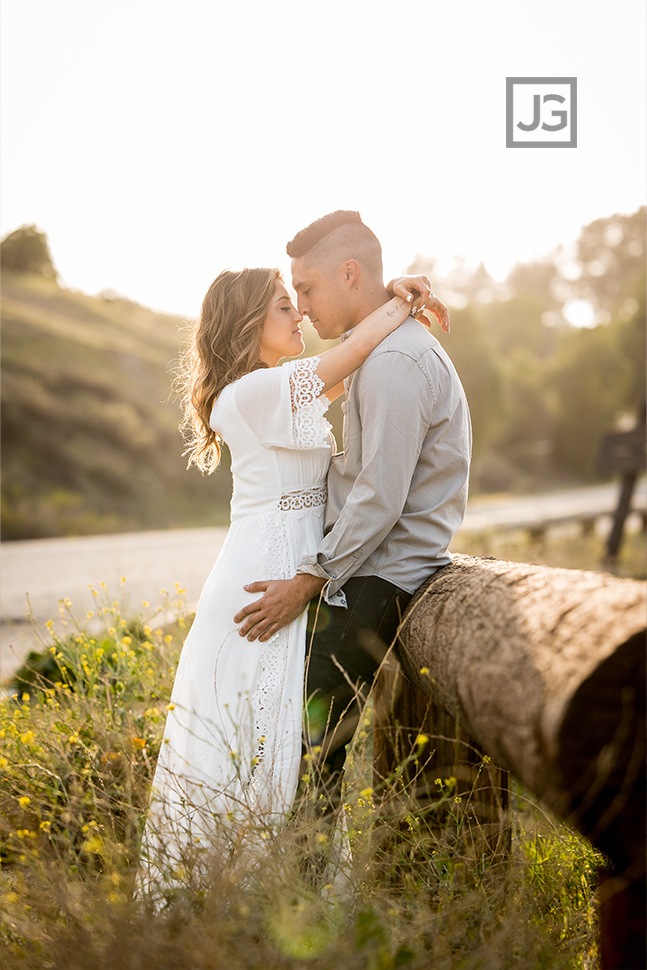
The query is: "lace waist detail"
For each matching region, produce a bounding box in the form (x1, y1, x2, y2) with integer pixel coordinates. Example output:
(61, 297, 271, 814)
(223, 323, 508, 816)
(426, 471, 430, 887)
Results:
(279, 484, 327, 512)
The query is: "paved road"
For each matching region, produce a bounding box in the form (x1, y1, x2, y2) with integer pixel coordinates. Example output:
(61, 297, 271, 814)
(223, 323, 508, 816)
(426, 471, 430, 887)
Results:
(0, 527, 229, 681)
(2, 481, 644, 681)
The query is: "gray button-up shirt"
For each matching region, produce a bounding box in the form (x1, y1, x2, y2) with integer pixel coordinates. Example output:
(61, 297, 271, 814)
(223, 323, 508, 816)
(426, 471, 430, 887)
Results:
(297, 315, 472, 604)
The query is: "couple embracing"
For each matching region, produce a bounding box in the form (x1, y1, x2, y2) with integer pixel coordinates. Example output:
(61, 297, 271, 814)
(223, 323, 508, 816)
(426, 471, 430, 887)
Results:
(139, 210, 471, 896)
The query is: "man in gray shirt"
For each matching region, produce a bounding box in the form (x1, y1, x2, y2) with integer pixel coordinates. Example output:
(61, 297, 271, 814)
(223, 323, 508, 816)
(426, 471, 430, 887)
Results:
(235, 210, 472, 814)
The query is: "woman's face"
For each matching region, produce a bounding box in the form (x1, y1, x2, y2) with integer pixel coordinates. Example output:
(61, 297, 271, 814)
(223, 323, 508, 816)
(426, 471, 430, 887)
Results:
(258, 280, 304, 366)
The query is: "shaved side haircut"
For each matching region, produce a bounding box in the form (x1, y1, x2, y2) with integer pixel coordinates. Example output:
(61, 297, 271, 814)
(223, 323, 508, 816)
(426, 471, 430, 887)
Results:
(287, 210, 383, 280)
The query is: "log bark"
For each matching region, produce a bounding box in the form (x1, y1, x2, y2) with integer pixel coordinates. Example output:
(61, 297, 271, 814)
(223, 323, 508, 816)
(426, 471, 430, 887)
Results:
(391, 555, 646, 874)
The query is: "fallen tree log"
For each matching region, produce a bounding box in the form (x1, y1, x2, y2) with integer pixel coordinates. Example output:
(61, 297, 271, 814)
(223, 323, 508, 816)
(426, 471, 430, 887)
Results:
(388, 554, 645, 869)
(377, 554, 645, 968)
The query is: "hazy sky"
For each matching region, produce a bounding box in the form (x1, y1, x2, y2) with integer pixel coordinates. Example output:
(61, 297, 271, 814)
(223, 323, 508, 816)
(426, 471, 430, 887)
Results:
(1, 0, 645, 318)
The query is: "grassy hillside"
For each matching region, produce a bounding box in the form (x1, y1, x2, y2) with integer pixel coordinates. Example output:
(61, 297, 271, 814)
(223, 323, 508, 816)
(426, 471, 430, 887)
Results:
(1, 273, 234, 539)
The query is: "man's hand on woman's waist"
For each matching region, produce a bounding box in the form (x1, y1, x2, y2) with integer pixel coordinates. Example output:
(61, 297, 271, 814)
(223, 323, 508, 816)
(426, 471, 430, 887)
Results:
(234, 573, 326, 642)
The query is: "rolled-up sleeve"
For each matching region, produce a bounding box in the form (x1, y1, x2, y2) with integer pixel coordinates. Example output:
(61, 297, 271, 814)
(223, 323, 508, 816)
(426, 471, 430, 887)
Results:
(297, 351, 434, 603)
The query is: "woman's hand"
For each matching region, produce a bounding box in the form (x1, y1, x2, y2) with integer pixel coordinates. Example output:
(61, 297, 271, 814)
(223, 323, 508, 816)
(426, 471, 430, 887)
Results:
(418, 292, 451, 333)
(387, 274, 430, 311)
(386, 275, 451, 333)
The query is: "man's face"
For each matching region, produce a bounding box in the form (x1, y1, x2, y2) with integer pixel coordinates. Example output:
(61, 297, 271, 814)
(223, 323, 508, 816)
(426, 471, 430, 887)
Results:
(291, 256, 353, 340)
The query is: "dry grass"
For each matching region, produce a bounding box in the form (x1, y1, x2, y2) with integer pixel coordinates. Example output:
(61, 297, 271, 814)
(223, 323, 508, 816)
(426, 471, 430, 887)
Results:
(453, 519, 646, 580)
(0, 545, 617, 969)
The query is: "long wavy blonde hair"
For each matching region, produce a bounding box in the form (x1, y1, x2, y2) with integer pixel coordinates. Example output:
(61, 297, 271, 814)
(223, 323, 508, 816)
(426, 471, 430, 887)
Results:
(177, 267, 282, 473)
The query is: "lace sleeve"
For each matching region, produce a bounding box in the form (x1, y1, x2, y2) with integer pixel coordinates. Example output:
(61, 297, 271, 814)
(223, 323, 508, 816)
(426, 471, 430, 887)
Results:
(287, 357, 333, 450)
(231, 360, 332, 450)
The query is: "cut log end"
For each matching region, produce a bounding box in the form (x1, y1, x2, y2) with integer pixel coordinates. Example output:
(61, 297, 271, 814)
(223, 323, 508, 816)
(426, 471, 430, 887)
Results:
(556, 628, 646, 873)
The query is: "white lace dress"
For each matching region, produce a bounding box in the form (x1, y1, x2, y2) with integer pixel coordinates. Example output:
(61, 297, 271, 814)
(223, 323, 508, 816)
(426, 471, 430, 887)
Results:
(139, 357, 334, 891)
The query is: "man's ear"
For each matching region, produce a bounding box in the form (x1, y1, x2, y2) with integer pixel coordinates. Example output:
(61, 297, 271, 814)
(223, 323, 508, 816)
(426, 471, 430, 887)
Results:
(342, 259, 360, 288)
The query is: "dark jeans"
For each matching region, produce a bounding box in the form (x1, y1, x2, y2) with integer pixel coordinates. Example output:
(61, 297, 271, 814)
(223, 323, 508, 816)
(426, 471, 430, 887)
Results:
(301, 575, 412, 816)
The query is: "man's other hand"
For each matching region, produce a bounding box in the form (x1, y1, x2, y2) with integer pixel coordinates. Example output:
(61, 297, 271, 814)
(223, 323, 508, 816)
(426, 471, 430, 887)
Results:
(234, 574, 326, 642)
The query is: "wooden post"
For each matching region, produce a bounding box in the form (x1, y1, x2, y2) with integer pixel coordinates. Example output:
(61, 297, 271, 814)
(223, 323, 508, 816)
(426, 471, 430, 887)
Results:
(597, 405, 647, 564)
(606, 470, 638, 561)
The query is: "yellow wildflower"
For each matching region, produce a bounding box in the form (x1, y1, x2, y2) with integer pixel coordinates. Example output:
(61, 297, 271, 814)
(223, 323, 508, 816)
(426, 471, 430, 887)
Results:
(82, 834, 103, 854)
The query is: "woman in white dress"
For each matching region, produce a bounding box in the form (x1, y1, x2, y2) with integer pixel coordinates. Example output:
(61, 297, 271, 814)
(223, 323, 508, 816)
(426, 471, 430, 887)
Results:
(138, 267, 432, 895)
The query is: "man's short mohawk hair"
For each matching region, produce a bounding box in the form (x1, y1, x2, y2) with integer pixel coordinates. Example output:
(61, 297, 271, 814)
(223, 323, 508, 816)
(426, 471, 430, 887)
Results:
(286, 210, 364, 258)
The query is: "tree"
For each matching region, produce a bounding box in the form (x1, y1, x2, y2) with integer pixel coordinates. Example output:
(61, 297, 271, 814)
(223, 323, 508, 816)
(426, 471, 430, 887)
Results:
(573, 207, 646, 314)
(506, 257, 562, 310)
(437, 304, 505, 461)
(0, 225, 58, 279)
(549, 321, 636, 475)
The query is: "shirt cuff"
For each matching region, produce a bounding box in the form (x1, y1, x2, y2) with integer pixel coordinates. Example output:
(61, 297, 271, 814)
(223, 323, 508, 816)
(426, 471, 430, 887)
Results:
(297, 556, 347, 608)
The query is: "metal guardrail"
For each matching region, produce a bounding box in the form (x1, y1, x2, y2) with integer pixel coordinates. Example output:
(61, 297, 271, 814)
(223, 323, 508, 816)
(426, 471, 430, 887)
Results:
(460, 501, 647, 537)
